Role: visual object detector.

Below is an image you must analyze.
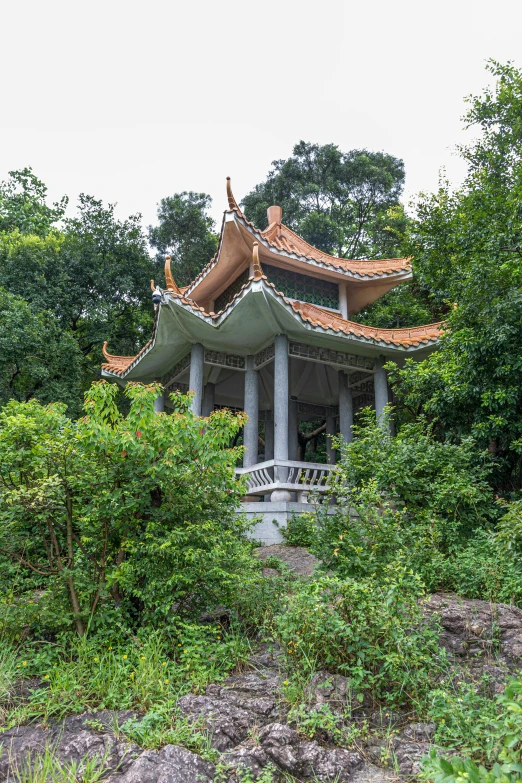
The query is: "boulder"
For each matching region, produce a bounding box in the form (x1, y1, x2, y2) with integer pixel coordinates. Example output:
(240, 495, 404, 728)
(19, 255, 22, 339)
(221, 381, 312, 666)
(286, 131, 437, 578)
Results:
(258, 722, 364, 782)
(110, 744, 216, 783)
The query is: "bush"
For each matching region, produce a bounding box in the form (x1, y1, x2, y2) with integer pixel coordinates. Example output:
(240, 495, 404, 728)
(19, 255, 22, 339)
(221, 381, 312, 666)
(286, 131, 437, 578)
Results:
(333, 410, 497, 550)
(272, 564, 445, 708)
(0, 382, 252, 638)
(423, 678, 522, 782)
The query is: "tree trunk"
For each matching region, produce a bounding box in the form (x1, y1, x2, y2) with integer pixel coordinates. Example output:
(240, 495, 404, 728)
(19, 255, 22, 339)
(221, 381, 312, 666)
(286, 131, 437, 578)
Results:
(65, 490, 85, 637)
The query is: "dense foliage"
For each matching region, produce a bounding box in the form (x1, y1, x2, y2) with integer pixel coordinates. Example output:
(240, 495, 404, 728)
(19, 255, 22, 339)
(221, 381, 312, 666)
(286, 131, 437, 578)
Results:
(388, 61, 522, 492)
(242, 140, 406, 259)
(148, 191, 219, 286)
(0, 383, 251, 638)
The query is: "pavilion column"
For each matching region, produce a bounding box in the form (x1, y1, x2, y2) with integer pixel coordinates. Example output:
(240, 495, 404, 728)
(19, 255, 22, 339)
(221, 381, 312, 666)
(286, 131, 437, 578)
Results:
(288, 399, 298, 461)
(326, 413, 336, 464)
(374, 356, 390, 429)
(201, 382, 215, 417)
(272, 334, 291, 502)
(338, 370, 354, 444)
(339, 282, 349, 320)
(189, 343, 204, 416)
(243, 356, 259, 468)
(154, 392, 165, 413)
(264, 410, 274, 461)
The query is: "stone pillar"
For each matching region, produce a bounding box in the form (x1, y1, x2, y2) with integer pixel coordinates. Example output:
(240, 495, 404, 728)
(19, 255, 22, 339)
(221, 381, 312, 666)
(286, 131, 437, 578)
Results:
(339, 282, 349, 319)
(374, 356, 390, 429)
(189, 343, 204, 416)
(272, 334, 291, 501)
(326, 413, 336, 464)
(243, 356, 259, 468)
(264, 410, 274, 461)
(338, 371, 353, 444)
(288, 399, 298, 461)
(201, 382, 215, 417)
(154, 392, 165, 413)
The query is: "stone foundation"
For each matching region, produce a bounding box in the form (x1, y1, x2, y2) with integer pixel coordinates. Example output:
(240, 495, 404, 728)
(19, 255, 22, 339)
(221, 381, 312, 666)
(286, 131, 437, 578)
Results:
(240, 501, 318, 545)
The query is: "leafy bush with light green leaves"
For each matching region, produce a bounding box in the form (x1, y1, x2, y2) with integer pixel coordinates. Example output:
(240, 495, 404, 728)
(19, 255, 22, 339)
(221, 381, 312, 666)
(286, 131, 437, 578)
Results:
(272, 564, 445, 708)
(0, 381, 252, 639)
(423, 679, 522, 783)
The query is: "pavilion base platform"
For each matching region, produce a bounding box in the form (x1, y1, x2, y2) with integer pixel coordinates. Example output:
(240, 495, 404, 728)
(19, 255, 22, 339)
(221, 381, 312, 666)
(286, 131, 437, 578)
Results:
(239, 501, 319, 545)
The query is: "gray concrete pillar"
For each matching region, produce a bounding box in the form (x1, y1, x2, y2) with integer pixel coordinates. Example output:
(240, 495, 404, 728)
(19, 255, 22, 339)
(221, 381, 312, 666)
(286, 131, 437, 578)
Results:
(201, 382, 215, 417)
(338, 371, 353, 444)
(272, 334, 291, 501)
(154, 392, 165, 413)
(374, 357, 390, 429)
(288, 399, 299, 461)
(189, 343, 204, 415)
(243, 356, 259, 468)
(339, 282, 349, 319)
(264, 410, 274, 460)
(326, 414, 336, 464)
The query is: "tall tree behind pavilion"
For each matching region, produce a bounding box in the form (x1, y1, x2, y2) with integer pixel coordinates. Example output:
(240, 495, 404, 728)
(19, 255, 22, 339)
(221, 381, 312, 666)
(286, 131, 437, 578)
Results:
(149, 192, 219, 287)
(242, 141, 406, 260)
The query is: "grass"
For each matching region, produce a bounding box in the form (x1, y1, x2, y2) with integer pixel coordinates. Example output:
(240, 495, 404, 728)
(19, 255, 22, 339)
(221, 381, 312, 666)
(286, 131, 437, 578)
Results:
(8, 745, 112, 783)
(2, 624, 251, 728)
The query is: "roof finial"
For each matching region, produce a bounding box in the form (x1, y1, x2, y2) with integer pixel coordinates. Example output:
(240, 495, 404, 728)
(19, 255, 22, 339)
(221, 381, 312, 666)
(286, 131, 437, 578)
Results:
(102, 341, 111, 360)
(150, 279, 155, 292)
(226, 176, 239, 211)
(164, 255, 180, 294)
(252, 242, 263, 281)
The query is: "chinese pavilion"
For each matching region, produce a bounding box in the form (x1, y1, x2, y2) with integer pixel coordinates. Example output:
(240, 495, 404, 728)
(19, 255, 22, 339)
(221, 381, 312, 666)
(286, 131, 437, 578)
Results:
(102, 179, 442, 542)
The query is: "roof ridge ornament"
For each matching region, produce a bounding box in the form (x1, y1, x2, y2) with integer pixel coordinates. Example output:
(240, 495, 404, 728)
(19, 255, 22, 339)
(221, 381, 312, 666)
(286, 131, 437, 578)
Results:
(164, 255, 181, 294)
(252, 242, 263, 281)
(226, 176, 240, 211)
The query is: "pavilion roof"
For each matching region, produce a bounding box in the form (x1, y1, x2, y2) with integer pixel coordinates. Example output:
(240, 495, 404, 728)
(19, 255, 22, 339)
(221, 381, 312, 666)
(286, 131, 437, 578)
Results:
(101, 274, 443, 380)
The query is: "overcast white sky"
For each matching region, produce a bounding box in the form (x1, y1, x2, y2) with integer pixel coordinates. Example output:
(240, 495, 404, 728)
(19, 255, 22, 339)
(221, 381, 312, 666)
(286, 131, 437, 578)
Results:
(1, 0, 520, 230)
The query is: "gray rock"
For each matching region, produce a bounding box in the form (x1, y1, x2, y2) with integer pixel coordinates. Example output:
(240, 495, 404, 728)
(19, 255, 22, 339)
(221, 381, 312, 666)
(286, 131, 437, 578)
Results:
(425, 593, 522, 670)
(222, 744, 269, 776)
(254, 545, 319, 577)
(258, 722, 363, 782)
(177, 693, 261, 751)
(400, 722, 436, 742)
(0, 725, 49, 779)
(111, 744, 216, 782)
(393, 740, 432, 775)
(350, 762, 395, 783)
(59, 710, 138, 734)
(0, 721, 139, 781)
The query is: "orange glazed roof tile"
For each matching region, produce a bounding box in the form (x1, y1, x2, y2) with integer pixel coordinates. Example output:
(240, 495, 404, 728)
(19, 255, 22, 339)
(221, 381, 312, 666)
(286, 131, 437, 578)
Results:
(288, 300, 443, 347)
(260, 220, 411, 277)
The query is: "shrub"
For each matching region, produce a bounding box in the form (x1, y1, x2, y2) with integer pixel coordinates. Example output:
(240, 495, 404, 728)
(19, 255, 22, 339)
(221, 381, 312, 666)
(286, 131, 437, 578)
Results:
(423, 679, 522, 782)
(333, 410, 497, 550)
(272, 564, 445, 708)
(0, 382, 251, 637)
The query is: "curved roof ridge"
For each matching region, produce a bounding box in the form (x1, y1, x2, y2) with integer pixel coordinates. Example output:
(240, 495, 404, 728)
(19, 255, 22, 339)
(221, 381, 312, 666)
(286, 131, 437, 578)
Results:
(262, 220, 411, 274)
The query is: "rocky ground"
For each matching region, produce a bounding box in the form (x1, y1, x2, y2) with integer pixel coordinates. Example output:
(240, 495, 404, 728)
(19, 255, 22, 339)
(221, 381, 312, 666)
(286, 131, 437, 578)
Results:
(2, 548, 522, 782)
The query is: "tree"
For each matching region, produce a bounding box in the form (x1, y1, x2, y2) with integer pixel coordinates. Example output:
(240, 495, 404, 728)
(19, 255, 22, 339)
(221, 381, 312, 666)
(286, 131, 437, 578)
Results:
(0, 167, 67, 236)
(149, 192, 218, 286)
(389, 61, 522, 491)
(242, 141, 406, 259)
(0, 194, 158, 402)
(0, 383, 249, 636)
(0, 288, 82, 413)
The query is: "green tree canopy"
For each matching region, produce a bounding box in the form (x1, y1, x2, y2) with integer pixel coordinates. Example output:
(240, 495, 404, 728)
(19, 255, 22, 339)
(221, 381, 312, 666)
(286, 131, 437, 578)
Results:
(0, 287, 82, 411)
(0, 167, 68, 236)
(242, 141, 406, 259)
(148, 191, 218, 286)
(389, 61, 522, 491)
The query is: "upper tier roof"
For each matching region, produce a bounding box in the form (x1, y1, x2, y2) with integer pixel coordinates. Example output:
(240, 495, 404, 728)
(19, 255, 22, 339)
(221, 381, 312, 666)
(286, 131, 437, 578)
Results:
(182, 179, 412, 314)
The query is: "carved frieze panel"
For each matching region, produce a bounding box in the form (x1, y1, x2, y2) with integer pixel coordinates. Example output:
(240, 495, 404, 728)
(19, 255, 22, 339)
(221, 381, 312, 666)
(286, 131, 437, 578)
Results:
(289, 341, 375, 371)
(297, 401, 338, 419)
(254, 343, 275, 369)
(162, 353, 191, 388)
(204, 350, 246, 370)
